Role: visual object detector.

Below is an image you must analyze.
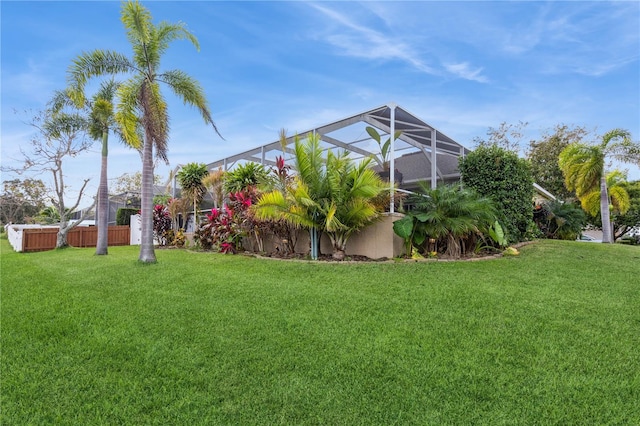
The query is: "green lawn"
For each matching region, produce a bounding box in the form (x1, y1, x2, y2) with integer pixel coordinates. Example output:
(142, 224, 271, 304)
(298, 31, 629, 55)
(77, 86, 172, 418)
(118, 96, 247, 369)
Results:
(1, 238, 639, 425)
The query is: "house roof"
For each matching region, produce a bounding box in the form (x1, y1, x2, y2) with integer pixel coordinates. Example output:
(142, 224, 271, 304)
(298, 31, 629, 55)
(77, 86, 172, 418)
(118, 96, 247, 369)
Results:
(206, 103, 471, 188)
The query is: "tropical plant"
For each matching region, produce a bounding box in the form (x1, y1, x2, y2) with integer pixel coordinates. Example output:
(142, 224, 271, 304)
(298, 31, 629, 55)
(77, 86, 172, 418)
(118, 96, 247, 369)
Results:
(459, 144, 534, 243)
(176, 162, 209, 229)
(152, 204, 172, 246)
(611, 180, 640, 240)
(393, 184, 499, 258)
(223, 162, 270, 194)
(366, 126, 402, 171)
(35, 206, 62, 225)
(255, 133, 386, 260)
(533, 200, 586, 240)
(558, 129, 640, 243)
(53, 80, 123, 255)
(167, 197, 190, 232)
(67, 0, 221, 263)
(195, 190, 254, 253)
(578, 170, 630, 218)
(202, 167, 225, 209)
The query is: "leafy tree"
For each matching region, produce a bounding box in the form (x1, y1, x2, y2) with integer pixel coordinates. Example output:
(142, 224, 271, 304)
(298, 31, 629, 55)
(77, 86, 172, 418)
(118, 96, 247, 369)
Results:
(473, 121, 528, 153)
(176, 162, 209, 228)
(612, 180, 640, 239)
(393, 184, 498, 258)
(0, 178, 47, 225)
(527, 125, 589, 201)
(2, 105, 95, 248)
(68, 0, 222, 263)
(113, 171, 161, 196)
(559, 129, 640, 243)
(459, 144, 534, 242)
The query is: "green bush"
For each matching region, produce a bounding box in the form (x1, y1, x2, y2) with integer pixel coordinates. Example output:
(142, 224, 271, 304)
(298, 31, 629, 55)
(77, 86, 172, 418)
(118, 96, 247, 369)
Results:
(116, 208, 139, 226)
(459, 145, 534, 242)
(533, 200, 586, 240)
(393, 184, 499, 258)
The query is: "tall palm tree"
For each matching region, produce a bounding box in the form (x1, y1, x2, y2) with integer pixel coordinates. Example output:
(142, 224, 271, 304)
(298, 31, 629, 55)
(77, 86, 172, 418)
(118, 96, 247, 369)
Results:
(68, 0, 221, 263)
(559, 129, 639, 243)
(176, 162, 209, 230)
(85, 80, 120, 255)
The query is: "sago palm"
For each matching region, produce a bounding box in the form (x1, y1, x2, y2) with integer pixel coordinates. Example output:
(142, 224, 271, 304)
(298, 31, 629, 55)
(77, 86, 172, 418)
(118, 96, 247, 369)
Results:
(68, 0, 221, 263)
(559, 129, 639, 243)
(397, 184, 498, 258)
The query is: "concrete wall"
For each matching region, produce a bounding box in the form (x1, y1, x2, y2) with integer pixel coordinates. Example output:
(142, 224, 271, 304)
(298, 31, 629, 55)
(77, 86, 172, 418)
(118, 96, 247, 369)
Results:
(250, 213, 405, 259)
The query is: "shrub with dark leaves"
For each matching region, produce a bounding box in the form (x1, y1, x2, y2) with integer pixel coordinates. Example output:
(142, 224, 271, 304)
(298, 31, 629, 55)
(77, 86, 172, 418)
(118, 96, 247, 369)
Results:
(153, 204, 172, 246)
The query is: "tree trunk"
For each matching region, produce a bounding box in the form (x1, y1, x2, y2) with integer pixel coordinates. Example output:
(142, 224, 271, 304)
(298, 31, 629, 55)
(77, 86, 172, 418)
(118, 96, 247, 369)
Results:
(95, 131, 109, 255)
(330, 233, 348, 260)
(139, 136, 157, 263)
(56, 221, 70, 249)
(600, 175, 613, 244)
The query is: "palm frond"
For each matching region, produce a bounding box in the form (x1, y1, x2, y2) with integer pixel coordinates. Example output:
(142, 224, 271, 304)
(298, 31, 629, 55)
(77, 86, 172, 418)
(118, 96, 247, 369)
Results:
(121, 0, 153, 47)
(115, 77, 144, 150)
(159, 70, 222, 138)
(67, 50, 134, 95)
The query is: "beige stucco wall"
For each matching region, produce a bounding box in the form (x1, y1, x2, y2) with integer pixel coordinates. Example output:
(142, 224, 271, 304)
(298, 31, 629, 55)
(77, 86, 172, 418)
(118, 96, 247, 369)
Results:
(253, 212, 405, 259)
(340, 212, 405, 259)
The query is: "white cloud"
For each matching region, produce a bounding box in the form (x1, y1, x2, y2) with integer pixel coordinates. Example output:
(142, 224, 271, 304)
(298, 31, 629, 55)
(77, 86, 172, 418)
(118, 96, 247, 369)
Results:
(308, 3, 439, 76)
(444, 62, 489, 84)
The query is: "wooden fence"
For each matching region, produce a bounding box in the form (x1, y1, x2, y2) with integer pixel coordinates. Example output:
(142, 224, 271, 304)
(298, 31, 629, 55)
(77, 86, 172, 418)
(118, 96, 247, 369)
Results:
(22, 226, 130, 252)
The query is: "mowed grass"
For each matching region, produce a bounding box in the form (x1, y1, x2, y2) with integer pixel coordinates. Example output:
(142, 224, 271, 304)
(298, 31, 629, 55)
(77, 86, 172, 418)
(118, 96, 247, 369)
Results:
(1, 238, 639, 425)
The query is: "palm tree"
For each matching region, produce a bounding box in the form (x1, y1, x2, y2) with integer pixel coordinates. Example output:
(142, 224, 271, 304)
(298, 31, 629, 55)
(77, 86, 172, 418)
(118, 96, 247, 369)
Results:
(559, 129, 639, 243)
(579, 170, 631, 218)
(68, 0, 221, 263)
(51, 84, 120, 254)
(64, 79, 122, 255)
(176, 162, 209, 230)
(255, 133, 386, 260)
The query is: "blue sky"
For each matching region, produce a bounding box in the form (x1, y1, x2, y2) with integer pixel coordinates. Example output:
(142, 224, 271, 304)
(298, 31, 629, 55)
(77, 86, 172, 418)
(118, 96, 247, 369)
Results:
(2, 1, 639, 206)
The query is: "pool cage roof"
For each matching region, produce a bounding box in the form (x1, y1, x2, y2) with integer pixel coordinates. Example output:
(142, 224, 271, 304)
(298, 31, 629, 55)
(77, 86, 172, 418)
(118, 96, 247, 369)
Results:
(206, 103, 471, 199)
